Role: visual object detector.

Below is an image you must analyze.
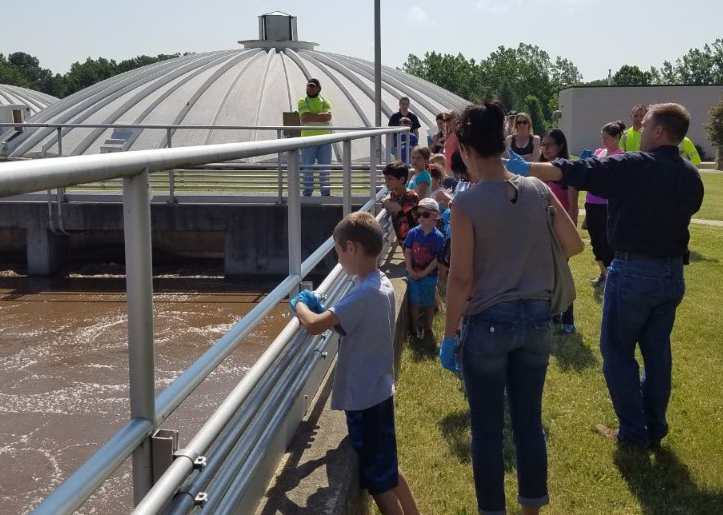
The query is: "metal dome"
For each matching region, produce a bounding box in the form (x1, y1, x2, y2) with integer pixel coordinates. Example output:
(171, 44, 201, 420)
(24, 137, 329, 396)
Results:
(0, 84, 58, 116)
(0, 13, 468, 162)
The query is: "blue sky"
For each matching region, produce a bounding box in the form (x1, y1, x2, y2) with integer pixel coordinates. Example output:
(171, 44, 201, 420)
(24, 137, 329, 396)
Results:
(2, 1, 720, 81)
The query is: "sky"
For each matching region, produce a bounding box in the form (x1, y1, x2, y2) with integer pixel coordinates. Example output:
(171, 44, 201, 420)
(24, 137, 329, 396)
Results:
(1, 1, 721, 82)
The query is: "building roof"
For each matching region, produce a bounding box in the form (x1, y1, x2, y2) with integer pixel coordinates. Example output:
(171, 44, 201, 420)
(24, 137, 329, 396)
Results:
(1, 28, 467, 162)
(0, 84, 58, 116)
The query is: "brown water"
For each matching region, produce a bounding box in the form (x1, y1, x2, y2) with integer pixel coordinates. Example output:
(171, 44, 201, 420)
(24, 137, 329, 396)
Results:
(0, 269, 292, 514)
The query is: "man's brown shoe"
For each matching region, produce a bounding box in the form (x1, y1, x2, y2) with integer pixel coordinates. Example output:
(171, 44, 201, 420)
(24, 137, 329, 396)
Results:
(593, 424, 619, 443)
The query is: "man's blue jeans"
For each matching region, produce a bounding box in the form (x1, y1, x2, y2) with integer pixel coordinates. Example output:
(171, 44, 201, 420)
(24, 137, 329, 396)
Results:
(461, 300, 552, 515)
(301, 144, 332, 196)
(601, 255, 685, 448)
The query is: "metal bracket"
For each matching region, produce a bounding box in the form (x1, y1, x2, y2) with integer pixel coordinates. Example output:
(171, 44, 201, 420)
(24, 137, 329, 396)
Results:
(174, 448, 207, 470)
(151, 429, 180, 483)
(194, 492, 208, 506)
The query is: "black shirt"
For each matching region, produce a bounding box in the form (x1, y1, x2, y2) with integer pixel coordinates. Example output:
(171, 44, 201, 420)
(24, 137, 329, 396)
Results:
(388, 111, 421, 132)
(554, 146, 704, 258)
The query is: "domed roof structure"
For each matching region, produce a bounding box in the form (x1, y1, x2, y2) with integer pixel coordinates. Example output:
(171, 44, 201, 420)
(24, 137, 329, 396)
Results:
(0, 84, 58, 116)
(1, 12, 467, 162)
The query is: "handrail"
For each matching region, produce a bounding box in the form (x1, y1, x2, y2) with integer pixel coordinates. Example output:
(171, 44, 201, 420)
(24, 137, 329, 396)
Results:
(24, 128, 398, 515)
(0, 122, 392, 131)
(0, 128, 406, 198)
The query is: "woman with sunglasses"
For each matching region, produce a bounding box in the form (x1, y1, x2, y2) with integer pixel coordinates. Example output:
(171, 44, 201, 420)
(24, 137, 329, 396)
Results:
(540, 128, 579, 334)
(506, 112, 541, 162)
(440, 102, 583, 515)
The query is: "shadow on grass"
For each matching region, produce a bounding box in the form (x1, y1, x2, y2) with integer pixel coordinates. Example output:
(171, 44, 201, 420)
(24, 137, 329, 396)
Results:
(613, 446, 723, 515)
(551, 332, 598, 372)
(408, 331, 438, 361)
(688, 250, 720, 264)
(438, 408, 516, 472)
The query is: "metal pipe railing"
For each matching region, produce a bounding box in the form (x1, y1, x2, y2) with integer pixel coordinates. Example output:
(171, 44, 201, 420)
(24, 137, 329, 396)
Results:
(0, 122, 395, 131)
(0, 128, 406, 198)
(24, 127, 399, 515)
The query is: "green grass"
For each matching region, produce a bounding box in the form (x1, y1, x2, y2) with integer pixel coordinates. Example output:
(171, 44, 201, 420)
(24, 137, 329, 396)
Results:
(388, 225, 723, 515)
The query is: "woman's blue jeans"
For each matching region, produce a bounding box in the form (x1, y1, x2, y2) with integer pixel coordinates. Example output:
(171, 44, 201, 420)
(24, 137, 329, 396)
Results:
(461, 300, 552, 515)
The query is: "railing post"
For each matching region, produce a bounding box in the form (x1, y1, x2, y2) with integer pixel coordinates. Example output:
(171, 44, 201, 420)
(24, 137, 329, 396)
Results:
(277, 129, 284, 204)
(369, 135, 379, 206)
(167, 128, 176, 204)
(287, 149, 302, 291)
(122, 168, 156, 506)
(384, 133, 391, 165)
(342, 140, 352, 216)
(57, 127, 63, 157)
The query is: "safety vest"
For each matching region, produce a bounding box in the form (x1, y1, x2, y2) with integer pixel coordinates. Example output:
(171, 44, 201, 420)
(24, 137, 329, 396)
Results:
(298, 96, 331, 137)
(620, 128, 641, 152)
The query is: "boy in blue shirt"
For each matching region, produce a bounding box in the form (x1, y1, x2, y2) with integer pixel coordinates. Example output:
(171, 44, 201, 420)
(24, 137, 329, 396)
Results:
(290, 212, 420, 515)
(404, 198, 446, 339)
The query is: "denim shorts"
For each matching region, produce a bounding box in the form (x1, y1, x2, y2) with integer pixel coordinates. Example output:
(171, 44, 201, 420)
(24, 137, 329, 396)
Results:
(406, 274, 438, 308)
(345, 396, 399, 495)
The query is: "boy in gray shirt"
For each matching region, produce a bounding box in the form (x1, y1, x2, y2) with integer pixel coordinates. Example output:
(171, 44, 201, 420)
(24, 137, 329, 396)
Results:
(290, 212, 419, 515)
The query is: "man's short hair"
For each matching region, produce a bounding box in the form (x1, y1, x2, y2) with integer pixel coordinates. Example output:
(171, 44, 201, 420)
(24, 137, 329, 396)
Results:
(333, 212, 383, 257)
(382, 161, 409, 182)
(632, 104, 648, 113)
(399, 96, 410, 104)
(648, 103, 690, 144)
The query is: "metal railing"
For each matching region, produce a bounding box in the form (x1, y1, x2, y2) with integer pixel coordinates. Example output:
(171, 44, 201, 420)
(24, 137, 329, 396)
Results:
(0, 127, 404, 514)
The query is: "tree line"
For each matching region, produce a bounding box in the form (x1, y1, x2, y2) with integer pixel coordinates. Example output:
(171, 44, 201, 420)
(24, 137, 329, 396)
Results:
(403, 39, 723, 134)
(0, 52, 183, 99)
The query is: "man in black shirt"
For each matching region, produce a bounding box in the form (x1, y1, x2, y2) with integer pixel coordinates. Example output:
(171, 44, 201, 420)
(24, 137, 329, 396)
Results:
(388, 96, 421, 138)
(505, 103, 704, 450)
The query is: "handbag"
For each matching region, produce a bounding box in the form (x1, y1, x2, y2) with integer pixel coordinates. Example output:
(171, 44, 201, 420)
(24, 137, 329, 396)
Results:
(530, 178, 576, 314)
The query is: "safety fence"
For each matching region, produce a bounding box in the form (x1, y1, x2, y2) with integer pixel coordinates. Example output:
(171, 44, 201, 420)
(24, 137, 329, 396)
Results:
(0, 126, 404, 514)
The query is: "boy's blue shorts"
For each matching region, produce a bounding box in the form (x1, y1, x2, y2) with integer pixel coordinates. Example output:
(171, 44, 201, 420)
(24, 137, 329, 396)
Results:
(407, 274, 438, 308)
(345, 396, 399, 495)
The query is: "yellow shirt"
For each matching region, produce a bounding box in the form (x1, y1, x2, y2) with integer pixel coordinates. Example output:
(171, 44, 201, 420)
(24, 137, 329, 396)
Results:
(679, 137, 701, 165)
(620, 128, 641, 152)
(298, 96, 332, 137)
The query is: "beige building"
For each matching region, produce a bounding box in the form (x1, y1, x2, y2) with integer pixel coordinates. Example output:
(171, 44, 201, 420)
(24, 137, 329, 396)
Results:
(558, 85, 723, 158)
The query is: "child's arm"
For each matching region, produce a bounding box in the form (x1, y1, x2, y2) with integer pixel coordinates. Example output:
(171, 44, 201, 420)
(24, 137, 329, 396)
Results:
(404, 247, 418, 280)
(296, 302, 341, 335)
(417, 257, 439, 278)
(382, 196, 403, 215)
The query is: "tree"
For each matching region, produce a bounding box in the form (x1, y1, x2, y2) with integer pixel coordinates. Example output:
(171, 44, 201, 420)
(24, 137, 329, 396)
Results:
(523, 94, 547, 135)
(705, 94, 723, 165)
(612, 65, 653, 86)
(402, 51, 484, 102)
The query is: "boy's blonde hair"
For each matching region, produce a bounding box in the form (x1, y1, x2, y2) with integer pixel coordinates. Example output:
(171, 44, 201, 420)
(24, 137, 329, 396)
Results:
(333, 212, 383, 257)
(429, 153, 446, 165)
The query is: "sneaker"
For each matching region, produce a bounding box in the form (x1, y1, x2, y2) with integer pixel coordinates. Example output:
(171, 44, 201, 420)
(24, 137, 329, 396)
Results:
(590, 274, 606, 287)
(562, 324, 576, 334)
(593, 424, 619, 443)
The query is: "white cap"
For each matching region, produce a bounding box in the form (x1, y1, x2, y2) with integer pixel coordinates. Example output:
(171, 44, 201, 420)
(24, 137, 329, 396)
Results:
(417, 197, 440, 212)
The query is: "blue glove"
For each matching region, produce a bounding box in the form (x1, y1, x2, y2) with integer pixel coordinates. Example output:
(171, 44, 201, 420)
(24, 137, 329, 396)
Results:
(439, 334, 460, 373)
(502, 149, 531, 176)
(579, 149, 593, 160)
(290, 289, 326, 314)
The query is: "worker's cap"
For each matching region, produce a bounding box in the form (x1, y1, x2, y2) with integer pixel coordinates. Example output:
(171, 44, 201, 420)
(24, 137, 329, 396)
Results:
(307, 78, 321, 88)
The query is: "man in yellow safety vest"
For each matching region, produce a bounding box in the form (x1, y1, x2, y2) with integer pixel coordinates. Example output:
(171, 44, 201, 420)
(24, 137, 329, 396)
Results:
(298, 78, 332, 196)
(620, 104, 648, 152)
(679, 136, 701, 165)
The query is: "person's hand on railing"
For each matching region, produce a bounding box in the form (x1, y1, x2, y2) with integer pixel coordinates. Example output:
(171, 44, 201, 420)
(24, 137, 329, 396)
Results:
(501, 148, 530, 176)
(439, 334, 460, 373)
(290, 290, 326, 314)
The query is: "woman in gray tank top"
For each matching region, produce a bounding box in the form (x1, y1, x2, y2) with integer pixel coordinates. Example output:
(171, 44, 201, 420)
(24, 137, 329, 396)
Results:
(439, 103, 583, 515)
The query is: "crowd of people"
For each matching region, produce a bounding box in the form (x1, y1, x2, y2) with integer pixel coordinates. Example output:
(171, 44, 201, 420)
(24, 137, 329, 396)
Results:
(292, 88, 705, 514)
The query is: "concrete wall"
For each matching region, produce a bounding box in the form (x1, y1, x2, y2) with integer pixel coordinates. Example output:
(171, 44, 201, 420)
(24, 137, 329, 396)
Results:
(0, 203, 357, 276)
(558, 85, 723, 156)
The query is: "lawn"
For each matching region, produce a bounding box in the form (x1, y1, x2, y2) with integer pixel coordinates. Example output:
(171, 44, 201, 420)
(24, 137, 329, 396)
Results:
(388, 224, 723, 515)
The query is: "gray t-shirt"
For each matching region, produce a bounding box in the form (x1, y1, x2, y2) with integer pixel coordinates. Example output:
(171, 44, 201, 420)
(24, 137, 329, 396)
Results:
(329, 269, 396, 411)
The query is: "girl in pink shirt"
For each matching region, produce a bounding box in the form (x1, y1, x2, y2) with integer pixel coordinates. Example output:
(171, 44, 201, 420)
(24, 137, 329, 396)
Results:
(539, 128, 579, 333)
(585, 120, 626, 287)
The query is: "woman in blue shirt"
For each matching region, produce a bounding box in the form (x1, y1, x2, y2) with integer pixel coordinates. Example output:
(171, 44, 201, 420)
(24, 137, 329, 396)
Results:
(407, 145, 432, 199)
